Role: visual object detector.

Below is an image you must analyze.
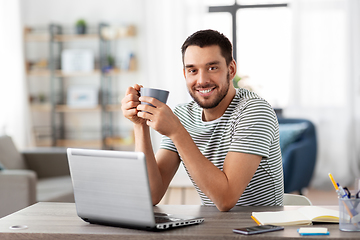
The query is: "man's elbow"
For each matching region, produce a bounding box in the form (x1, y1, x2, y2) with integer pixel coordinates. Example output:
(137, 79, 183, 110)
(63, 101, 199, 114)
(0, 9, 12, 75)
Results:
(216, 200, 237, 212)
(152, 196, 161, 206)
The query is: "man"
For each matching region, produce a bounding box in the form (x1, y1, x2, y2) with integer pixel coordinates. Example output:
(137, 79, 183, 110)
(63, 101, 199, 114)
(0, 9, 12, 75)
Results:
(121, 30, 283, 211)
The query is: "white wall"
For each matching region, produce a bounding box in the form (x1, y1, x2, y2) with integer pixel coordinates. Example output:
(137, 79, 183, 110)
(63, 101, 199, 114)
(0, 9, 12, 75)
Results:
(285, 0, 360, 189)
(21, 0, 144, 26)
(21, 0, 195, 185)
(20, 0, 360, 190)
(21, 0, 148, 146)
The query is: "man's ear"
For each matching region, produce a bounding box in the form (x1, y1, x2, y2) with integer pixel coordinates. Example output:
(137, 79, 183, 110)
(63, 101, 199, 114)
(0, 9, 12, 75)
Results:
(229, 60, 237, 80)
(183, 67, 186, 78)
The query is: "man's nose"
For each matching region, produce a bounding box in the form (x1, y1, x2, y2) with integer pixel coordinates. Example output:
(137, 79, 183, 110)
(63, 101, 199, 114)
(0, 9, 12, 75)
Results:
(198, 70, 210, 85)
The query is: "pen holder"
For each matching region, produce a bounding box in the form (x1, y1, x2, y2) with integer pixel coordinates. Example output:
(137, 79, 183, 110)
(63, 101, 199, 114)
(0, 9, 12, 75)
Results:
(339, 197, 360, 231)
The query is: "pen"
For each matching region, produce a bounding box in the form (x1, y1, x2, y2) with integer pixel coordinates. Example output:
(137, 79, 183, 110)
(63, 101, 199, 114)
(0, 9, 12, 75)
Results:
(328, 173, 350, 199)
(328, 173, 355, 218)
(338, 184, 358, 217)
(337, 184, 349, 199)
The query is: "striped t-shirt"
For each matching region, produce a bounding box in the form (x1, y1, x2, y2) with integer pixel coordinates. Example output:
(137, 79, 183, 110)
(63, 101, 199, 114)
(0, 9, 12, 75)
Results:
(160, 88, 284, 206)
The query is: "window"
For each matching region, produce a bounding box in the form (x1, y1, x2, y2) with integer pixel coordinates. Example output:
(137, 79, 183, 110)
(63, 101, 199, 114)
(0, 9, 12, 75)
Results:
(205, 0, 291, 108)
(237, 6, 291, 108)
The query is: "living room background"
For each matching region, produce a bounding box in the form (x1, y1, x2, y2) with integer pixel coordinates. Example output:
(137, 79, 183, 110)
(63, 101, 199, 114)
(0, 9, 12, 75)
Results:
(0, 0, 359, 190)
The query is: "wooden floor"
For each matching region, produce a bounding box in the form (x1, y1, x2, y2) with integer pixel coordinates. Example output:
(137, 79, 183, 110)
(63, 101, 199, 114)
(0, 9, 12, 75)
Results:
(159, 187, 202, 205)
(159, 187, 339, 206)
(302, 188, 339, 205)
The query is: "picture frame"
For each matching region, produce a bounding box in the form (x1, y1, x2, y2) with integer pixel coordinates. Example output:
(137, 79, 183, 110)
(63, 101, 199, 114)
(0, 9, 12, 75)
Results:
(67, 86, 98, 108)
(61, 49, 94, 73)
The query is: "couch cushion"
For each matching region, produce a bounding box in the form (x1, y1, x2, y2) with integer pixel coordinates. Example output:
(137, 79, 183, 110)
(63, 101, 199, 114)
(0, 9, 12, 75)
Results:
(37, 176, 74, 202)
(0, 161, 4, 170)
(0, 135, 27, 170)
(279, 122, 308, 154)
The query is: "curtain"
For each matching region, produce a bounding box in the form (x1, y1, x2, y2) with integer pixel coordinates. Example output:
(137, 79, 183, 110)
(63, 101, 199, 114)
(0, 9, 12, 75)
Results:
(286, 0, 360, 188)
(348, 0, 360, 181)
(142, 0, 207, 186)
(0, 0, 32, 148)
(142, 0, 206, 152)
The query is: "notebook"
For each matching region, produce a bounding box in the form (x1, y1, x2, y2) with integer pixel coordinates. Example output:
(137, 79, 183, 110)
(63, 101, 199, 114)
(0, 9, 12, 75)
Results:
(252, 206, 339, 226)
(67, 148, 204, 230)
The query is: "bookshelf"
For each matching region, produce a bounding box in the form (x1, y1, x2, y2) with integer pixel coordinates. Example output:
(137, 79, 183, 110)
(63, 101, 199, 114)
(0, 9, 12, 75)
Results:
(24, 23, 136, 149)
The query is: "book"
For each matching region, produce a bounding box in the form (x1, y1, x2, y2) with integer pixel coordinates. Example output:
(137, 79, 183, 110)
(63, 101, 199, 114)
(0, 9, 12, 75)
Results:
(297, 227, 330, 236)
(251, 206, 339, 226)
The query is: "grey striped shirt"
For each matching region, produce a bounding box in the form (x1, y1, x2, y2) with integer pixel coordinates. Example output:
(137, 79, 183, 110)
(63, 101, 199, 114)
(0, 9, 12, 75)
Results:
(160, 88, 284, 206)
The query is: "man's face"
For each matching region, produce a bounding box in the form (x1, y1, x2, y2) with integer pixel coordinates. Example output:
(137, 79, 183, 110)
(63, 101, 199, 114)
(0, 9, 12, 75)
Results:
(183, 45, 233, 109)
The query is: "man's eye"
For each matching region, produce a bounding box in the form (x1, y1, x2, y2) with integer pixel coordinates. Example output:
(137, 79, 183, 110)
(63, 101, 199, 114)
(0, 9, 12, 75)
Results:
(188, 69, 197, 74)
(209, 66, 218, 71)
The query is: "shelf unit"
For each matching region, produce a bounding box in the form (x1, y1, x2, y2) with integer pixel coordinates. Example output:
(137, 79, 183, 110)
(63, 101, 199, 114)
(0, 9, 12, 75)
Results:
(24, 23, 136, 149)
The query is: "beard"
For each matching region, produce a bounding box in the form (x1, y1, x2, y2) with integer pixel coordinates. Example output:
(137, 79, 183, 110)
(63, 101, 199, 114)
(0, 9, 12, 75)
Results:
(189, 72, 230, 109)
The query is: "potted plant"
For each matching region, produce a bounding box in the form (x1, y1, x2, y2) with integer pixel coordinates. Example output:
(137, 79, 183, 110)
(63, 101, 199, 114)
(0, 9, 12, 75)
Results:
(233, 74, 242, 88)
(102, 55, 115, 73)
(107, 55, 115, 68)
(75, 19, 87, 34)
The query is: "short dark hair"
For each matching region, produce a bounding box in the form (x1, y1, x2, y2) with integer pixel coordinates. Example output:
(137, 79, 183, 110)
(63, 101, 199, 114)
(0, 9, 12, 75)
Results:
(181, 29, 233, 66)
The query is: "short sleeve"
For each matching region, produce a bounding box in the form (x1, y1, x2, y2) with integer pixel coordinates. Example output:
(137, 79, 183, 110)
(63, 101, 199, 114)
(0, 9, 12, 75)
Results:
(160, 135, 178, 153)
(229, 99, 278, 158)
(159, 105, 180, 153)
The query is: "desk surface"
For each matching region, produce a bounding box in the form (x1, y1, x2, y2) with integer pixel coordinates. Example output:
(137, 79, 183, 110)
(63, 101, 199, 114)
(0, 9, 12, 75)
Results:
(0, 202, 358, 240)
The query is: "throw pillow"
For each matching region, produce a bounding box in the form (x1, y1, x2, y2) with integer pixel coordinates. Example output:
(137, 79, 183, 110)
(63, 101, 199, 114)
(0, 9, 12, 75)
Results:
(0, 161, 4, 170)
(279, 122, 309, 154)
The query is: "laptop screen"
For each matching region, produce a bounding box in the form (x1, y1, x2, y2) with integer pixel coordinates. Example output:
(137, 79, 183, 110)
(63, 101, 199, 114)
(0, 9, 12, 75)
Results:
(67, 148, 155, 228)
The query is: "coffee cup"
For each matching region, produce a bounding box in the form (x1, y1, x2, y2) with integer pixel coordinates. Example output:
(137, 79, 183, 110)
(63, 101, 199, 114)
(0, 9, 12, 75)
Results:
(140, 88, 169, 107)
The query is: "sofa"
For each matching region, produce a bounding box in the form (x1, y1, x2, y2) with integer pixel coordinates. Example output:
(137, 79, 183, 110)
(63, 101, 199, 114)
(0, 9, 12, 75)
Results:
(278, 118, 317, 194)
(0, 135, 74, 218)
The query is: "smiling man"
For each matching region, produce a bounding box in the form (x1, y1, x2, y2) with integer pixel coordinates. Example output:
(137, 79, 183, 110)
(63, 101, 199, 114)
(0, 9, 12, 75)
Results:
(121, 30, 283, 211)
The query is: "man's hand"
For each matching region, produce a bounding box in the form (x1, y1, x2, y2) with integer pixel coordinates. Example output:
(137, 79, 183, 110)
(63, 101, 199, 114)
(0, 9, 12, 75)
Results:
(137, 96, 182, 138)
(121, 84, 146, 125)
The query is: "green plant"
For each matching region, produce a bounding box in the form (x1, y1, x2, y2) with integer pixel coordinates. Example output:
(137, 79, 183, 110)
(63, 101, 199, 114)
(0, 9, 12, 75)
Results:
(76, 19, 86, 27)
(107, 55, 115, 67)
(75, 19, 87, 34)
(233, 74, 242, 88)
(38, 92, 46, 103)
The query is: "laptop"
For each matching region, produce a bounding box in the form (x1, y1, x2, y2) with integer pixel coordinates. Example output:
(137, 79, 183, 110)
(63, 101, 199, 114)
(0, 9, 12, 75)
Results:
(67, 148, 204, 230)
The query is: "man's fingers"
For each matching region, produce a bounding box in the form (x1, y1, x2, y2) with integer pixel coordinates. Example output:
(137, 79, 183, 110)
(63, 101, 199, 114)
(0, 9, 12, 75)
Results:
(122, 101, 139, 111)
(133, 84, 143, 91)
(137, 109, 153, 119)
(125, 86, 135, 95)
(126, 108, 139, 118)
(128, 94, 141, 104)
(125, 85, 141, 96)
(138, 96, 162, 108)
(122, 89, 140, 105)
(137, 102, 157, 114)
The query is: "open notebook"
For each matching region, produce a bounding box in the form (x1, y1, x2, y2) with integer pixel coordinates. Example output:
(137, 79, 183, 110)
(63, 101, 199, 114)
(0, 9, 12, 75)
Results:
(252, 206, 339, 226)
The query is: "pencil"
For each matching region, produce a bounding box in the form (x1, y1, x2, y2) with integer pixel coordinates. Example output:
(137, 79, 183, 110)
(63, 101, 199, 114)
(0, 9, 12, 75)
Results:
(328, 173, 339, 191)
(328, 173, 355, 220)
(251, 216, 262, 226)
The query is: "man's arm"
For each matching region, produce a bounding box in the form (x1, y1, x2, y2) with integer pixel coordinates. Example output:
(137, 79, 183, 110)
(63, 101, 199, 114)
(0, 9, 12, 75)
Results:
(121, 85, 180, 205)
(171, 126, 261, 211)
(137, 96, 262, 211)
(133, 124, 180, 204)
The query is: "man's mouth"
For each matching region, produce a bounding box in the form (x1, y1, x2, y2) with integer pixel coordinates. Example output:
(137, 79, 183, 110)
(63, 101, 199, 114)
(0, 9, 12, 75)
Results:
(197, 87, 215, 95)
(199, 89, 212, 94)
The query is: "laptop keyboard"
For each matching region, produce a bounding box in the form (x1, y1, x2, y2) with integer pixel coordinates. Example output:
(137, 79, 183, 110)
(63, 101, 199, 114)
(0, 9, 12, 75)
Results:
(155, 216, 182, 223)
(154, 213, 204, 229)
(155, 216, 173, 223)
